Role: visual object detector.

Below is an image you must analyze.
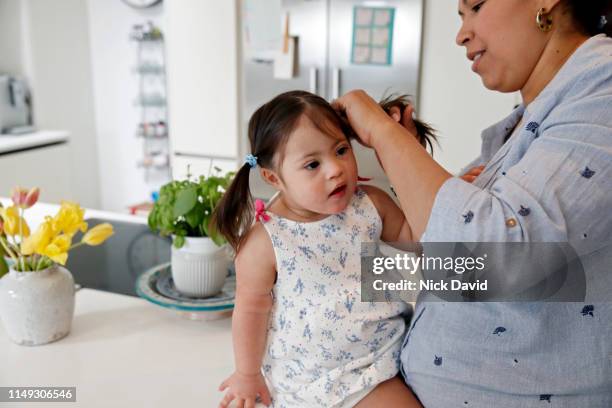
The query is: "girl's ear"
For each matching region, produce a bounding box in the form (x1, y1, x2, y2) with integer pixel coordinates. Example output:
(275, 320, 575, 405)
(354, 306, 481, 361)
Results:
(260, 167, 282, 189)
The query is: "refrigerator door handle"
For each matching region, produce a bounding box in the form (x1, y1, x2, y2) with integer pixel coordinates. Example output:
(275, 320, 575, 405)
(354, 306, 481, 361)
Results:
(332, 68, 341, 100)
(309, 67, 318, 94)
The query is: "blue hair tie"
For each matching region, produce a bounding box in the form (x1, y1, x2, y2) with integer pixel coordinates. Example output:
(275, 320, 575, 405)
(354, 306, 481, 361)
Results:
(245, 154, 258, 169)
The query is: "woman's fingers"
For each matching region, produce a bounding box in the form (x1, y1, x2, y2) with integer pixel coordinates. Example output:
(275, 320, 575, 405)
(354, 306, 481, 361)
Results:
(389, 106, 402, 122)
(400, 104, 418, 137)
(402, 103, 415, 123)
(245, 398, 256, 408)
(460, 166, 486, 183)
(469, 165, 485, 175)
(332, 89, 395, 147)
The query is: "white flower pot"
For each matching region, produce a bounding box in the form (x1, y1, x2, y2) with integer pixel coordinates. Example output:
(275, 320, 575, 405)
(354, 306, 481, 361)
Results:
(171, 236, 229, 298)
(0, 264, 76, 346)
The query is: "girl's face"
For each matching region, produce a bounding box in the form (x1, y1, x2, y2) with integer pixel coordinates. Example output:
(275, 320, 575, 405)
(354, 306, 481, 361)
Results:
(456, 0, 550, 92)
(264, 115, 358, 219)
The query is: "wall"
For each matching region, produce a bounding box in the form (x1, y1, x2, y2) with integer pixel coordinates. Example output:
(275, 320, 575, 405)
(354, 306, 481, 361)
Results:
(0, 0, 101, 207)
(419, 0, 520, 174)
(3, 0, 172, 211)
(87, 0, 167, 212)
(0, 0, 25, 76)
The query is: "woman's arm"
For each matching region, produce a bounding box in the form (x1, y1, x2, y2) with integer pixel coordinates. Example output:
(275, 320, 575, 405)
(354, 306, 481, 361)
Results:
(219, 223, 276, 407)
(334, 90, 453, 240)
(338, 89, 612, 245)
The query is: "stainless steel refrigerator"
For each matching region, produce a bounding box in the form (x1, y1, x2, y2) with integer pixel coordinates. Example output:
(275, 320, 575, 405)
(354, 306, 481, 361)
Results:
(241, 0, 424, 197)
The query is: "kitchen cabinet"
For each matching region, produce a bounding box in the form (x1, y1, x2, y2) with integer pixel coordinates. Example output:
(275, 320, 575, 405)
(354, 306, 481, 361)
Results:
(165, 0, 240, 166)
(0, 133, 72, 203)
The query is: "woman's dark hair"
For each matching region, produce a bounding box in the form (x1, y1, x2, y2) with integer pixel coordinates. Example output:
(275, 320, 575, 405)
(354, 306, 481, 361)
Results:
(212, 90, 436, 250)
(563, 0, 612, 37)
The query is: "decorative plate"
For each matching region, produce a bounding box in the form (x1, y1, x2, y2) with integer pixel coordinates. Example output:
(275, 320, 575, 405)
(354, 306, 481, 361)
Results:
(136, 263, 235, 319)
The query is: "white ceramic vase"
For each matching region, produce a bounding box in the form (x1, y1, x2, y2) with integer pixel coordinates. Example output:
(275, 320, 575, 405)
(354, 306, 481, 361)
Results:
(0, 264, 76, 346)
(171, 236, 229, 298)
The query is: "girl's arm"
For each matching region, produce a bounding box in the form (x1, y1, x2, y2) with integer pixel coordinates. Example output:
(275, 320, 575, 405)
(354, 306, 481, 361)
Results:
(219, 223, 276, 408)
(360, 185, 414, 243)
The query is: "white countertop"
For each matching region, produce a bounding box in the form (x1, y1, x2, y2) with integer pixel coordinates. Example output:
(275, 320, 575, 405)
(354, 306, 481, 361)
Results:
(0, 199, 234, 407)
(0, 130, 69, 154)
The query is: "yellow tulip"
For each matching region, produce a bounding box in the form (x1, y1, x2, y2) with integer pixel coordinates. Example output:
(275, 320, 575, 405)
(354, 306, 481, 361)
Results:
(81, 223, 114, 246)
(36, 234, 72, 265)
(21, 219, 53, 255)
(0, 206, 30, 238)
(51, 201, 88, 237)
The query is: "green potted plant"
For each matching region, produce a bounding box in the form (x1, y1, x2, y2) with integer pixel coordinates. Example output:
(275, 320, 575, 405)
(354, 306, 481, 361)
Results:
(148, 167, 234, 298)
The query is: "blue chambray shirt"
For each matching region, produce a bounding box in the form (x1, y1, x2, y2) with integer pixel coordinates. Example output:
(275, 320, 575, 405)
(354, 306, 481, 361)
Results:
(400, 35, 612, 407)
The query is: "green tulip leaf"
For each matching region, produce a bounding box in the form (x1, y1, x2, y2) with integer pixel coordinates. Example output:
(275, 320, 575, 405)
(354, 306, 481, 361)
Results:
(0, 256, 8, 278)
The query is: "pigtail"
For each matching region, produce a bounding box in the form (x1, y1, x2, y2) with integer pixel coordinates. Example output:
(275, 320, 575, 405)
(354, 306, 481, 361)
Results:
(211, 164, 254, 251)
(379, 94, 438, 154)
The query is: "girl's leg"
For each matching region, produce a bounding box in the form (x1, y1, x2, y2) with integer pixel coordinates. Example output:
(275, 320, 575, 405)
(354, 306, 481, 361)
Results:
(354, 376, 422, 408)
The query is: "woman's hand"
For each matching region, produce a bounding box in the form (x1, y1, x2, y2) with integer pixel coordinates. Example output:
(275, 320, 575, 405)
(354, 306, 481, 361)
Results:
(387, 103, 418, 137)
(332, 90, 399, 148)
(219, 371, 272, 408)
(460, 166, 485, 183)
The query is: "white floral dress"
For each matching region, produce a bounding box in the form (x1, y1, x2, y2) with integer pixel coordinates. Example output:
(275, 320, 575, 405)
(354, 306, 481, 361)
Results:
(260, 188, 407, 407)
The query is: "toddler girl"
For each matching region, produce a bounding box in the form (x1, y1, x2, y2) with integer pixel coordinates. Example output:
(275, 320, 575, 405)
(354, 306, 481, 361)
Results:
(213, 91, 434, 408)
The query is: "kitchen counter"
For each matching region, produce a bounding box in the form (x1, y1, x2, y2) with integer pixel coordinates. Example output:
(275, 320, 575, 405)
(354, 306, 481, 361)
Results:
(0, 200, 234, 407)
(0, 130, 69, 155)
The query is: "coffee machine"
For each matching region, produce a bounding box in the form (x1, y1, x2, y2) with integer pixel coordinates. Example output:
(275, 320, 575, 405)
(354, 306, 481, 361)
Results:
(0, 75, 35, 134)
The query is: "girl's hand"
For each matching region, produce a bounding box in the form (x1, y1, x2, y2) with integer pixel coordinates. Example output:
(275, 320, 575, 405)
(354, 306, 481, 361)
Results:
(218, 372, 272, 408)
(332, 90, 399, 148)
(460, 165, 485, 183)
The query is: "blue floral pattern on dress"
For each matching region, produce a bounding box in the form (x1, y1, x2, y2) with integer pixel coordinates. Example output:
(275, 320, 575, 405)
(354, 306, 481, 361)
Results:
(317, 243, 332, 254)
(320, 223, 340, 238)
(260, 189, 407, 407)
(298, 246, 316, 260)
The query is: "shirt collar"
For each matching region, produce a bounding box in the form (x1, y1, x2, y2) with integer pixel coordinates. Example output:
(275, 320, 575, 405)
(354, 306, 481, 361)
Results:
(480, 104, 525, 163)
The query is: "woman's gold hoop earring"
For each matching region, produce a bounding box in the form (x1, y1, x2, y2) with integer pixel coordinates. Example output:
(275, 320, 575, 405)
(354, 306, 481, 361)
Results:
(536, 8, 553, 32)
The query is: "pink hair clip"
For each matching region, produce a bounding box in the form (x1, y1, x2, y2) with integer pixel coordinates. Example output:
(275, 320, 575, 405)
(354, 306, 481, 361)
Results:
(356, 175, 372, 192)
(254, 199, 271, 223)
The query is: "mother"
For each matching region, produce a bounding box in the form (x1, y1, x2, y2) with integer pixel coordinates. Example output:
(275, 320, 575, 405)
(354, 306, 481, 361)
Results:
(335, 0, 612, 406)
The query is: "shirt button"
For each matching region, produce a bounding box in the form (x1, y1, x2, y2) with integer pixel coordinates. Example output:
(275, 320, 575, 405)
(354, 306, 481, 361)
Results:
(506, 218, 517, 228)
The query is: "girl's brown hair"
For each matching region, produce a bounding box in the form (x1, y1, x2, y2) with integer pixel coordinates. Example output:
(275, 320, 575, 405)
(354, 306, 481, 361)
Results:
(212, 90, 436, 250)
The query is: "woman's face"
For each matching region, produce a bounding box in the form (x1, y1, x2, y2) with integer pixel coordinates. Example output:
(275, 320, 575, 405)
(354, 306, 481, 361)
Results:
(456, 0, 549, 92)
